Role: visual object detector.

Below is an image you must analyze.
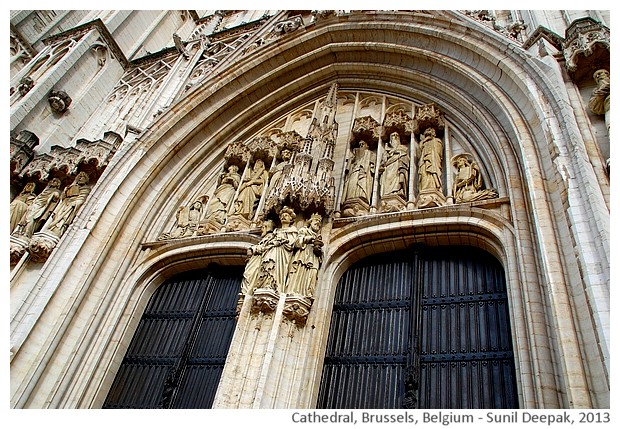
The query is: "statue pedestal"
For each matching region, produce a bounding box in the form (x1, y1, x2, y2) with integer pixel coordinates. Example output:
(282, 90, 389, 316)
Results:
(282, 295, 313, 327)
(225, 213, 253, 231)
(341, 197, 370, 217)
(251, 287, 280, 316)
(416, 189, 446, 208)
(379, 193, 407, 213)
(10, 235, 30, 264)
(28, 231, 60, 263)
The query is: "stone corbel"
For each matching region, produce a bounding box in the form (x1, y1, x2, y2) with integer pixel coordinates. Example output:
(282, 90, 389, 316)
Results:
(17, 76, 34, 96)
(251, 287, 280, 316)
(282, 295, 313, 328)
(48, 89, 72, 114)
(27, 231, 60, 263)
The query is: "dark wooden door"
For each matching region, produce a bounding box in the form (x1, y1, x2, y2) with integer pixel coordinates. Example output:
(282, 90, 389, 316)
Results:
(103, 265, 242, 408)
(317, 246, 518, 409)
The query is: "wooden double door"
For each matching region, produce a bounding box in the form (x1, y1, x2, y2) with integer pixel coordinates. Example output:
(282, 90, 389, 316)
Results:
(104, 265, 243, 408)
(317, 245, 518, 409)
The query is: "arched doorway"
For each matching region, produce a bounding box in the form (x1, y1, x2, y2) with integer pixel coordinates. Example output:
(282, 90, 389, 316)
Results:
(103, 265, 243, 408)
(317, 245, 518, 409)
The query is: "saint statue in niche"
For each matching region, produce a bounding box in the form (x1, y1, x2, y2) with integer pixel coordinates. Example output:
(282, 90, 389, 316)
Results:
(286, 213, 323, 297)
(588, 69, 610, 130)
(205, 164, 241, 225)
(379, 132, 410, 200)
(341, 140, 375, 216)
(234, 158, 269, 220)
(452, 154, 498, 203)
(10, 182, 37, 233)
(417, 127, 443, 193)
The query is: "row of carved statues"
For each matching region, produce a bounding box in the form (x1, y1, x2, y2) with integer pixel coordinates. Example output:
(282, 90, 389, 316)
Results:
(157, 134, 498, 240)
(10, 171, 92, 263)
(341, 128, 498, 215)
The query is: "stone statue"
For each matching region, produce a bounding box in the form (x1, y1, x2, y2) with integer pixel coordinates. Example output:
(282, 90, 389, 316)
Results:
(267, 148, 292, 197)
(12, 179, 61, 239)
(234, 158, 269, 220)
(160, 197, 207, 239)
(240, 219, 275, 295)
(287, 213, 323, 297)
(452, 154, 499, 203)
(10, 182, 36, 233)
(588, 69, 610, 132)
(42, 172, 91, 237)
(256, 206, 298, 293)
(205, 164, 241, 225)
(417, 127, 443, 192)
(341, 140, 375, 216)
(379, 132, 410, 199)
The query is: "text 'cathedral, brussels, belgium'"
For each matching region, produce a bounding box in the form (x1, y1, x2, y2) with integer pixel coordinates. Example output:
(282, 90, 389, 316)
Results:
(9, 10, 610, 409)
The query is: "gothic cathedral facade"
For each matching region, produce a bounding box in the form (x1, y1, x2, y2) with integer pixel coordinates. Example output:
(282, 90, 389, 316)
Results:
(9, 10, 610, 409)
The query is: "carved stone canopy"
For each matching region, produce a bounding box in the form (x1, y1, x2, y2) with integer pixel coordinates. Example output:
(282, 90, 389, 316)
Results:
(412, 103, 445, 136)
(563, 17, 610, 81)
(351, 115, 381, 149)
(382, 110, 413, 141)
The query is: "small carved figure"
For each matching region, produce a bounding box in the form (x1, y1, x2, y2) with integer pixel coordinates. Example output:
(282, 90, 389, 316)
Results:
(42, 172, 91, 237)
(452, 154, 499, 203)
(417, 127, 443, 192)
(10, 182, 36, 233)
(234, 158, 269, 220)
(341, 140, 375, 211)
(287, 213, 323, 297)
(256, 206, 298, 293)
(205, 164, 241, 225)
(13, 179, 61, 239)
(161, 197, 207, 239)
(379, 132, 410, 199)
(241, 219, 275, 295)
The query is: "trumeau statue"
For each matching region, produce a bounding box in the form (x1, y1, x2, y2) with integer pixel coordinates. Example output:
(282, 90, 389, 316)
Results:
(241, 219, 275, 295)
(286, 213, 323, 297)
(380, 132, 409, 200)
(255, 206, 298, 293)
(417, 127, 443, 193)
(452, 154, 499, 203)
(42, 172, 91, 237)
(10, 182, 36, 233)
(341, 140, 375, 217)
(12, 178, 61, 239)
(233, 158, 269, 220)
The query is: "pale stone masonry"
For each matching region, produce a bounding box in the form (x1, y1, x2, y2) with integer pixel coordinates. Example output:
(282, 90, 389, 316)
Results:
(9, 10, 610, 409)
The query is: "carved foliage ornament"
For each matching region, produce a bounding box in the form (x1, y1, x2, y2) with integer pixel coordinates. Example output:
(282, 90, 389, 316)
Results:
(48, 89, 72, 114)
